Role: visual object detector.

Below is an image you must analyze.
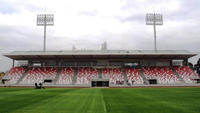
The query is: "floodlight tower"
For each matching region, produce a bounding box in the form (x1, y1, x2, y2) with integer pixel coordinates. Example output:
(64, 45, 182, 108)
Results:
(37, 14, 54, 52)
(146, 13, 163, 51)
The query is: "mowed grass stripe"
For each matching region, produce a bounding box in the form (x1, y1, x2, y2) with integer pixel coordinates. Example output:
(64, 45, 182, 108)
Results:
(0, 88, 200, 113)
(4, 88, 105, 113)
(0, 88, 58, 113)
(76, 89, 106, 113)
(0, 88, 76, 113)
(102, 88, 200, 113)
(11, 88, 81, 113)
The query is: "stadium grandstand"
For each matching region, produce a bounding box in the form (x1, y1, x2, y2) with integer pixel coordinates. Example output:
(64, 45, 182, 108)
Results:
(1, 50, 200, 87)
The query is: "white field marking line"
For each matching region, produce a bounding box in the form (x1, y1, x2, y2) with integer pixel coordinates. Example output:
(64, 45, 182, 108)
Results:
(101, 93, 107, 113)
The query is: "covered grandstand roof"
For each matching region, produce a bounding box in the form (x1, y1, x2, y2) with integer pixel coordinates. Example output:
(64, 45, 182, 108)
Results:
(3, 50, 197, 60)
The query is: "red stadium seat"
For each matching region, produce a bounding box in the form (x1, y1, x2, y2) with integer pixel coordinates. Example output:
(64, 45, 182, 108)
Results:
(126, 68, 143, 84)
(102, 68, 124, 85)
(174, 66, 199, 83)
(76, 67, 98, 84)
(56, 67, 74, 84)
(3, 67, 27, 84)
(20, 67, 58, 84)
(142, 67, 178, 84)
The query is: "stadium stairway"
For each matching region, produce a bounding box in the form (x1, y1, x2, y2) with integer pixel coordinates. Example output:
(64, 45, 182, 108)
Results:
(72, 68, 78, 84)
(98, 69, 102, 78)
(53, 67, 62, 85)
(16, 67, 31, 84)
(122, 69, 128, 85)
(139, 68, 149, 84)
(171, 67, 185, 83)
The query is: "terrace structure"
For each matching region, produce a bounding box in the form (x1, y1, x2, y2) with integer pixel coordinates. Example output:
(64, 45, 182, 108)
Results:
(2, 50, 199, 87)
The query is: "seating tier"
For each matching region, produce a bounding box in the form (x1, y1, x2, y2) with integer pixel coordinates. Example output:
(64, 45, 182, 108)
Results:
(20, 67, 58, 84)
(142, 67, 178, 84)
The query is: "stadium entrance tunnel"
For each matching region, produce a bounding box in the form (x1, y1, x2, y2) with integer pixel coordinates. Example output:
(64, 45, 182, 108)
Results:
(149, 79, 157, 84)
(44, 79, 53, 83)
(91, 79, 109, 87)
(195, 79, 200, 83)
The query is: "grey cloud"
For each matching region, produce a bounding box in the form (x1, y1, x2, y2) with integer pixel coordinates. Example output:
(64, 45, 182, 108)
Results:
(116, 14, 144, 23)
(79, 10, 98, 16)
(0, 1, 17, 14)
(0, 0, 43, 14)
(0, 25, 49, 51)
(0, 0, 200, 72)
(0, 55, 12, 72)
(117, 0, 200, 23)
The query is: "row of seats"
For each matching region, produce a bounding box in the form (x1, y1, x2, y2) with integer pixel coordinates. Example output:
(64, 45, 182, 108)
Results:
(3, 66, 199, 85)
(3, 67, 27, 84)
(56, 67, 74, 84)
(102, 68, 124, 84)
(126, 68, 143, 84)
(174, 66, 199, 83)
(142, 67, 178, 84)
(76, 67, 98, 84)
(56, 68, 143, 85)
(20, 67, 58, 84)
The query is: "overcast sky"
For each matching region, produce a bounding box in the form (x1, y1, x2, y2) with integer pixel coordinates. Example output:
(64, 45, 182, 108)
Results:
(0, 0, 200, 71)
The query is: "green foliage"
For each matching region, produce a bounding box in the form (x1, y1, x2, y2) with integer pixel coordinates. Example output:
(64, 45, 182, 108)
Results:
(0, 88, 199, 113)
(0, 72, 5, 77)
(188, 62, 193, 69)
(195, 58, 200, 75)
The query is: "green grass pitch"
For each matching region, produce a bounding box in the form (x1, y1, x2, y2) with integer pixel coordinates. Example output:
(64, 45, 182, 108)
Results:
(0, 87, 200, 113)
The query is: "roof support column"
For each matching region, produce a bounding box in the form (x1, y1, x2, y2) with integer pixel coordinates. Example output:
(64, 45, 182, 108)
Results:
(28, 60, 33, 67)
(12, 59, 15, 68)
(183, 59, 188, 66)
(138, 61, 141, 67)
(57, 60, 61, 67)
(170, 60, 173, 66)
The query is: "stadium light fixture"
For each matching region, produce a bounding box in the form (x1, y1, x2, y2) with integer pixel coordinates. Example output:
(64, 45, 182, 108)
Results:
(37, 14, 54, 52)
(146, 13, 163, 51)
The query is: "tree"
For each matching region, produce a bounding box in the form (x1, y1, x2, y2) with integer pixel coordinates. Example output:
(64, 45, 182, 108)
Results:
(194, 58, 200, 75)
(188, 62, 193, 69)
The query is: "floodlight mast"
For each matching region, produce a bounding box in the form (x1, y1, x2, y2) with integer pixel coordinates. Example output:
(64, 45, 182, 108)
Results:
(146, 13, 163, 51)
(37, 14, 54, 52)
